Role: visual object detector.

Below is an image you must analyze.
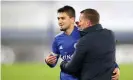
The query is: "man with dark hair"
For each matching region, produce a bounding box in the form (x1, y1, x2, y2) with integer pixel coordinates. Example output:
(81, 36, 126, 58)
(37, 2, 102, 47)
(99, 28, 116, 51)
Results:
(45, 5, 79, 80)
(60, 8, 119, 80)
(58, 5, 75, 18)
(45, 6, 119, 80)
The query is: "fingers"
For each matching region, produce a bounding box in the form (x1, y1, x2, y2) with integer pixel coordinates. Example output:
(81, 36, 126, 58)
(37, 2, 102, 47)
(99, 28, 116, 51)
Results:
(47, 56, 57, 64)
(112, 68, 120, 80)
(112, 74, 118, 80)
(112, 69, 117, 78)
(113, 68, 117, 73)
(45, 55, 57, 64)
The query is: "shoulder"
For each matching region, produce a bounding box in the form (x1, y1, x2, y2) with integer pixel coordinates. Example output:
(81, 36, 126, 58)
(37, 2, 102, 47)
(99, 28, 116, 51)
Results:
(53, 32, 65, 43)
(103, 28, 114, 33)
(103, 28, 115, 36)
(54, 32, 64, 39)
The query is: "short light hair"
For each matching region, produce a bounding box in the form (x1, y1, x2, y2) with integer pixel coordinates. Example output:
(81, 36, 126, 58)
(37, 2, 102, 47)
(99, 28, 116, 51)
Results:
(80, 8, 100, 25)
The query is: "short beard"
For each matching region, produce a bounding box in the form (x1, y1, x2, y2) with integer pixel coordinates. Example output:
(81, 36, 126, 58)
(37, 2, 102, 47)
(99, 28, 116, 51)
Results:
(60, 28, 67, 31)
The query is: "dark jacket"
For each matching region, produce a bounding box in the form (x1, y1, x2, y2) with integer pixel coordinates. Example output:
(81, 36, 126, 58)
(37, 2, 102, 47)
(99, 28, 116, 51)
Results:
(60, 24, 116, 80)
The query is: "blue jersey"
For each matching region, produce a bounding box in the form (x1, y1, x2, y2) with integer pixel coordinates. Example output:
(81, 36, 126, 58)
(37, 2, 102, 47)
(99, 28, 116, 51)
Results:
(52, 26, 80, 80)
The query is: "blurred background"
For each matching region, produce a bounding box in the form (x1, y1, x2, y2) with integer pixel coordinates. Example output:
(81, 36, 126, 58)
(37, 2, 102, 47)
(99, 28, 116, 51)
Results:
(1, 1, 133, 80)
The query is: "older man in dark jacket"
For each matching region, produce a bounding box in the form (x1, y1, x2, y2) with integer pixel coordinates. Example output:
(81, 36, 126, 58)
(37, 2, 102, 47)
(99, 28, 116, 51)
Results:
(60, 8, 116, 80)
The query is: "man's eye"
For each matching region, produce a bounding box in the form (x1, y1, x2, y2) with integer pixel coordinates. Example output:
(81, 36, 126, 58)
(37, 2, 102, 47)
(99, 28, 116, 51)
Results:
(61, 17, 65, 20)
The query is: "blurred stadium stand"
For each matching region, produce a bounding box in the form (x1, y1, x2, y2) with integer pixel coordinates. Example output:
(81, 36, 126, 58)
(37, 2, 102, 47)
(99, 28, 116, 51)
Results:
(1, 1, 133, 64)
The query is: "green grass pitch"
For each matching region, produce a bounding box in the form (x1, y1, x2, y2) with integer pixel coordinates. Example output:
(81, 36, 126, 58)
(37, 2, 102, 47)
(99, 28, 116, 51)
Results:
(1, 63, 133, 80)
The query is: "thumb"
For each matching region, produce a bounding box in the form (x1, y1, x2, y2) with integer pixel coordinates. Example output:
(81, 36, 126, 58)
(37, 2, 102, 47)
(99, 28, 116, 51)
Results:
(113, 68, 117, 73)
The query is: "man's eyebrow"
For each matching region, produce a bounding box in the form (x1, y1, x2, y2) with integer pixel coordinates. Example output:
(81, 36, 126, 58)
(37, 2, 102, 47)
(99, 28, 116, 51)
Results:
(57, 17, 64, 19)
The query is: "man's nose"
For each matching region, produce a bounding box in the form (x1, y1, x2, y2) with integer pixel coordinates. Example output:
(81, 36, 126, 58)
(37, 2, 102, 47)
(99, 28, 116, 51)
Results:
(76, 21, 81, 27)
(59, 20, 63, 24)
(76, 21, 79, 26)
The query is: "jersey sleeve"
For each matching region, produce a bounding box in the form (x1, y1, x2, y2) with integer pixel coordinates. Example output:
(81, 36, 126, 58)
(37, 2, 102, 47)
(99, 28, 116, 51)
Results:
(115, 62, 119, 68)
(45, 38, 60, 68)
(52, 38, 60, 55)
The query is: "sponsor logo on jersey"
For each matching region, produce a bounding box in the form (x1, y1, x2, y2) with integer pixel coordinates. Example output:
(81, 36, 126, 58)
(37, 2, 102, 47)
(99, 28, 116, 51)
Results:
(62, 55, 72, 61)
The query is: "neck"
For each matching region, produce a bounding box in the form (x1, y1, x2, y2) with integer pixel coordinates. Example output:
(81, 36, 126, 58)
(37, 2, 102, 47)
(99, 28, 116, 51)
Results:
(65, 24, 74, 35)
(84, 23, 95, 30)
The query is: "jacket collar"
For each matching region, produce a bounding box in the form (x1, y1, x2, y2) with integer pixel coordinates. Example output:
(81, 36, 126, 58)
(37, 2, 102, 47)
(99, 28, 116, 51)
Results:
(80, 24, 103, 37)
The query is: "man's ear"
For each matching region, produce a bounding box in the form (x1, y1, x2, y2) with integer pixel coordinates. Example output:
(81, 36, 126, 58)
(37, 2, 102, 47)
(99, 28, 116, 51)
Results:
(87, 20, 92, 26)
(71, 17, 75, 23)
